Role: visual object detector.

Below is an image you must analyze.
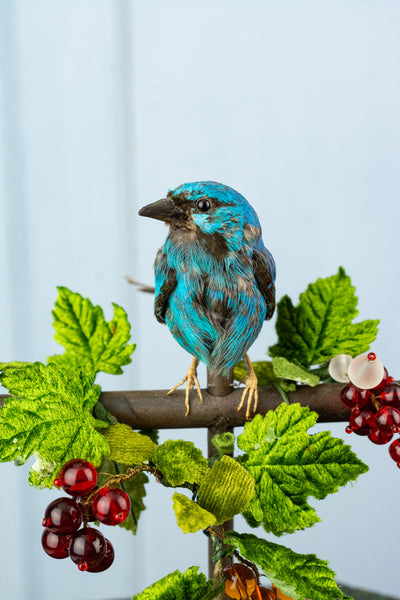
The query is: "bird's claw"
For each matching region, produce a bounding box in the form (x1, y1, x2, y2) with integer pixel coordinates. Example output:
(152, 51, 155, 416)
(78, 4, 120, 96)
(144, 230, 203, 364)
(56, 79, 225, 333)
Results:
(167, 358, 202, 415)
(237, 354, 259, 420)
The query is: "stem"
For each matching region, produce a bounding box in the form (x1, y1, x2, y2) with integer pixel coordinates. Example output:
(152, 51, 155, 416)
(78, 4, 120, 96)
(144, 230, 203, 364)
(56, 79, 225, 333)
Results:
(81, 464, 163, 526)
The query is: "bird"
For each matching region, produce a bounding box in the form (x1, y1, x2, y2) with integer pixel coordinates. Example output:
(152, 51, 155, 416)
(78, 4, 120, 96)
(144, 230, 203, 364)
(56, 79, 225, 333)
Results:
(138, 181, 276, 419)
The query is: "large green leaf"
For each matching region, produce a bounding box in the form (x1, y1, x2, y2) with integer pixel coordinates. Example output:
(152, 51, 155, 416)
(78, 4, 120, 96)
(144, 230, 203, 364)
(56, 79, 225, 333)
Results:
(237, 404, 368, 535)
(227, 532, 349, 600)
(48, 286, 136, 375)
(131, 566, 223, 600)
(269, 267, 379, 368)
(0, 362, 109, 487)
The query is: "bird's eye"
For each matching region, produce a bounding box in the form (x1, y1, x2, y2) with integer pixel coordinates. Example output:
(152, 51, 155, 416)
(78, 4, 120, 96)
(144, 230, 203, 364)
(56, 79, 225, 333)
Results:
(196, 199, 211, 212)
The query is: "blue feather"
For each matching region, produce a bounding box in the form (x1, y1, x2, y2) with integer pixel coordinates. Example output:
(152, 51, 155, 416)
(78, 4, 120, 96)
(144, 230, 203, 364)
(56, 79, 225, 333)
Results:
(141, 181, 276, 376)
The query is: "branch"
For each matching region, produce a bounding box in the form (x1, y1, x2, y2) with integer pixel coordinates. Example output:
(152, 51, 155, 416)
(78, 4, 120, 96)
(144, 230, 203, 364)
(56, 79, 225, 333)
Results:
(0, 382, 349, 430)
(98, 382, 348, 429)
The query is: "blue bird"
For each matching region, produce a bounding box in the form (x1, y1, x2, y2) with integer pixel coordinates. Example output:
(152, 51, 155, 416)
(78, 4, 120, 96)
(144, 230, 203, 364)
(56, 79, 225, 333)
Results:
(139, 181, 276, 419)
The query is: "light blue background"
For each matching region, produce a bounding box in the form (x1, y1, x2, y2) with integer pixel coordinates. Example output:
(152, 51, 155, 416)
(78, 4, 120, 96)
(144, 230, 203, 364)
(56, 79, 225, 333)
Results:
(0, 1, 399, 599)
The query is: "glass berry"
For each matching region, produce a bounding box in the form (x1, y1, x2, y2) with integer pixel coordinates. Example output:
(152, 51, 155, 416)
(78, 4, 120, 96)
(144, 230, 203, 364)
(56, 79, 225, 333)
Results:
(42, 497, 83, 534)
(69, 526, 106, 571)
(91, 487, 131, 526)
(224, 563, 257, 599)
(389, 439, 400, 466)
(348, 352, 384, 389)
(367, 426, 393, 445)
(347, 409, 374, 436)
(54, 459, 98, 497)
(41, 528, 73, 559)
(86, 539, 115, 572)
(379, 382, 400, 409)
(374, 406, 400, 434)
(340, 383, 369, 410)
(251, 585, 276, 600)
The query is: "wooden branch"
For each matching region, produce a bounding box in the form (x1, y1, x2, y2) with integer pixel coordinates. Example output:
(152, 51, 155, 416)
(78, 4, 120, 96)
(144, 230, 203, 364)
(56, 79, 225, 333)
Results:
(0, 382, 350, 429)
(98, 382, 349, 429)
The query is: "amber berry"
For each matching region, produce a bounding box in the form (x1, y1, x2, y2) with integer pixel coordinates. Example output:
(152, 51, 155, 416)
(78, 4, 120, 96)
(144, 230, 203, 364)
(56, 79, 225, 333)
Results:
(55, 459, 98, 497)
(251, 585, 276, 600)
(224, 564, 257, 600)
(91, 487, 131, 526)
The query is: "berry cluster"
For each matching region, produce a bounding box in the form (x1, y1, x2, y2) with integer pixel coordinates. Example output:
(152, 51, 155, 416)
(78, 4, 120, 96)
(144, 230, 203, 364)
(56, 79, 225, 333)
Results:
(334, 353, 400, 466)
(41, 458, 131, 572)
(224, 562, 276, 600)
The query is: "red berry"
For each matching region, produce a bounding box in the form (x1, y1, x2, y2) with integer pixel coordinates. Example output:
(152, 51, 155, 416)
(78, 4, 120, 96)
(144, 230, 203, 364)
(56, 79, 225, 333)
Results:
(224, 564, 257, 599)
(91, 487, 130, 526)
(42, 497, 83, 534)
(374, 406, 400, 434)
(55, 459, 98, 497)
(41, 528, 73, 559)
(367, 426, 393, 445)
(340, 384, 369, 410)
(388, 438, 400, 465)
(379, 382, 400, 409)
(347, 409, 374, 436)
(69, 526, 106, 570)
(86, 539, 115, 572)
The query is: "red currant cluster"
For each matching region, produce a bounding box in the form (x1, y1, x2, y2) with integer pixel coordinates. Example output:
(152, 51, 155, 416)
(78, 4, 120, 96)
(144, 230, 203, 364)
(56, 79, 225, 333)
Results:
(340, 355, 400, 466)
(223, 563, 276, 600)
(41, 458, 131, 572)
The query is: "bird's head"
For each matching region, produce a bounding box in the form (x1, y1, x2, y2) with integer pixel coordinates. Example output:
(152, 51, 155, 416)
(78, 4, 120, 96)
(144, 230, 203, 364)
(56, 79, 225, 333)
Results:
(139, 181, 261, 253)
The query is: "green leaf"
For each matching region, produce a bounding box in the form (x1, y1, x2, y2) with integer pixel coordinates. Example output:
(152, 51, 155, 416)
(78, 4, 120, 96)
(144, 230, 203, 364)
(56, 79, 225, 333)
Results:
(97, 458, 148, 535)
(0, 362, 109, 487)
(172, 492, 216, 533)
(227, 532, 346, 600)
(153, 440, 208, 487)
(197, 455, 255, 524)
(48, 287, 136, 376)
(269, 267, 379, 368)
(102, 423, 157, 465)
(234, 360, 276, 386)
(211, 432, 235, 457)
(237, 403, 368, 535)
(272, 357, 319, 387)
(131, 566, 223, 600)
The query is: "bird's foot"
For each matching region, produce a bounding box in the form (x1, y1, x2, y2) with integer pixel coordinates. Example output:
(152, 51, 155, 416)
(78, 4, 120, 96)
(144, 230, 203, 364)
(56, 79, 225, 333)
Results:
(237, 354, 259, 420)
(167, 357, 202, 415)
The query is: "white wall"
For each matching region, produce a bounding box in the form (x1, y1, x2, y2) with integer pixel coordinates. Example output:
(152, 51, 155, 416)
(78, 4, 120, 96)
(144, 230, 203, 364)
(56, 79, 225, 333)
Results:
(0, 1, 399, 598)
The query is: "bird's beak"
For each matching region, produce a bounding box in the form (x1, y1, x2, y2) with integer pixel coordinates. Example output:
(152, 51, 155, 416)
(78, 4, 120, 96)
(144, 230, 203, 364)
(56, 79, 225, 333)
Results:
(138, 197, 183, 223)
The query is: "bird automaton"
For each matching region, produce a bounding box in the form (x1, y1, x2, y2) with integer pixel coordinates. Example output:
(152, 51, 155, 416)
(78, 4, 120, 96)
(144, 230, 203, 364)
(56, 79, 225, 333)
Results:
(1, 182, 394, 600)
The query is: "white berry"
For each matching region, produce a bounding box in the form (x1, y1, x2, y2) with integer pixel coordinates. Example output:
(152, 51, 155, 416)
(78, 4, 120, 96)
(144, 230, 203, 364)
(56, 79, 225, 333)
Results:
(348, 352, 384, 389)
(328, 354, 352, 383)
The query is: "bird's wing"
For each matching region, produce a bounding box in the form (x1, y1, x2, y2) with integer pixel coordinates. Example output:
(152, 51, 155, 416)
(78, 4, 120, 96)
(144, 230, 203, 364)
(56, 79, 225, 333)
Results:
(253, 245, 276, 320)
(154, 249, 177, 324)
